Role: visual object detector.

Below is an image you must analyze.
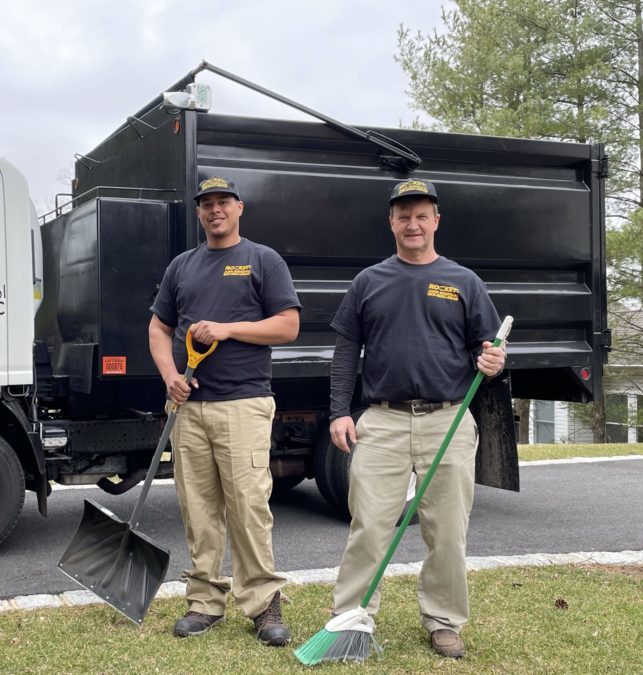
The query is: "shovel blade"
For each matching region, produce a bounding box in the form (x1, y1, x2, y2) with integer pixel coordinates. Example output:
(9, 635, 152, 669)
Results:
(58, 499, 170, 624)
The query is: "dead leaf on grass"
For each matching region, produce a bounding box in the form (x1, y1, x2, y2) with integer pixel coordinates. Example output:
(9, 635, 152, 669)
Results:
(583, 564, 643, 580)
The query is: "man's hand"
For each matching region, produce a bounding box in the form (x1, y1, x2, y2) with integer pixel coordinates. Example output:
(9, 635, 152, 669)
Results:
(330, 416, 357, 454)
(477, 341, 506, 377)
(165, 372, 199, 405)
(190, 320, 232, 345)
(189, 309, 298, 346)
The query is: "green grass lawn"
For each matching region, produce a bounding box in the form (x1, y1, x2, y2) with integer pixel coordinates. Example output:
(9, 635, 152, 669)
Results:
(1, 565, 641, 674)
(518, 442, 643, 461)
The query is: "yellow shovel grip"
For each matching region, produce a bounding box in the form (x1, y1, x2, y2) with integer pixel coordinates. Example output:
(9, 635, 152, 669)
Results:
(186, 327, 218, 368)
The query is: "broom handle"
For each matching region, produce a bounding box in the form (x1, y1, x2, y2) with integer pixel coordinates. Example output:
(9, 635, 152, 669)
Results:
(360, 316, 513, 609)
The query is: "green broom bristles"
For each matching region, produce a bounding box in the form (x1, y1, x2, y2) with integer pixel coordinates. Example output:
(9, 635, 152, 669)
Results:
(294, 628, 339, 665)
(294, 627, 381, 665)
(294, 607, 380, 665)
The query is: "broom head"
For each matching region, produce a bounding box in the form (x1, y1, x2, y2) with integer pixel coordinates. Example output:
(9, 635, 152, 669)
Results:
(294, 607, 382, 665)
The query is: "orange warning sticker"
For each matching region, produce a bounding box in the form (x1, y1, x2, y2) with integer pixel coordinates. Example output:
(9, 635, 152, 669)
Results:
(102, 356, 127, 375)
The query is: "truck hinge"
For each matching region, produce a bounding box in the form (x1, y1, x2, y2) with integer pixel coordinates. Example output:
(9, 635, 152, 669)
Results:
(600, 328, 612, 352)
(597, 156, 609, 179)
(379, 155, 416, 172)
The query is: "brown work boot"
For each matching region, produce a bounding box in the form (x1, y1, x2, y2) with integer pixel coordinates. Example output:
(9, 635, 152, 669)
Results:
(430, 629, 465, 658)
(173, 611, 224, 638)
(253, 591, 291, 646)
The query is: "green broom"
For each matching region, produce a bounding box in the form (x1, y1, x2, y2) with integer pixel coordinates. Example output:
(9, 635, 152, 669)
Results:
(294, 316, 513, 666)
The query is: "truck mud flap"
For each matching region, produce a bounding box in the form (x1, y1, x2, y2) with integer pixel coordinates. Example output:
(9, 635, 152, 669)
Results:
(471, 374, 519, 492)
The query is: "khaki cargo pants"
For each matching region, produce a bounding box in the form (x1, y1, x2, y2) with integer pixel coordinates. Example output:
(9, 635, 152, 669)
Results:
(333, 402, 478, 633)
(170, 396, 285, 618)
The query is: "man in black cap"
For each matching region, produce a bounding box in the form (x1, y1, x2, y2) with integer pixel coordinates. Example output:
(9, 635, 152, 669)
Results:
(329, 179, 505, 658)
(149, 176, 300, 645)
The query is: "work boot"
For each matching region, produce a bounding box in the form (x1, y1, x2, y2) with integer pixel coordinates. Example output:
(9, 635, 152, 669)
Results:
(173, 611, 224, 638)
(430, 629, 465, 658)
(253, 591, 291, 646)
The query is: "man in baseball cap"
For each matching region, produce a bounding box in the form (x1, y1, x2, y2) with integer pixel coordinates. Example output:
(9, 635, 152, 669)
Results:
(327, 173, 505, 660)
(194, 176, 241, 203)
(389, 179, 439, 205)
(151, 173, 300, 646)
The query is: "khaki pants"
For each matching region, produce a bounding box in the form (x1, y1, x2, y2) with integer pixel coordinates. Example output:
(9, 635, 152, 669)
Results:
(333, 403, 478, 633)
(170, 396, 285, 618)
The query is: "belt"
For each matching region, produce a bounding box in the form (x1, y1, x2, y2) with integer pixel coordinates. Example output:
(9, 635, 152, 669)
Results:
(376, 399, 463, 416)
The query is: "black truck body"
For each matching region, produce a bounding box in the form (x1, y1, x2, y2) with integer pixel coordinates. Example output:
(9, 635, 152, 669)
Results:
(1, 68, 610, 542)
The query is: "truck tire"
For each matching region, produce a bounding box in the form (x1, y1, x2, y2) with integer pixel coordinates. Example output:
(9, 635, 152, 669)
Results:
(313, 419, 342, 512)
(314, 411, 418, 525)
(331, 437, 419, 526)
(0, 438, 26, 545)
(271, 475, 305, 496)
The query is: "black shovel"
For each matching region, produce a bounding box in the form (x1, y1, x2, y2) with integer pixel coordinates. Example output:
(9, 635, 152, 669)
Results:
(58, 330, 217, 624)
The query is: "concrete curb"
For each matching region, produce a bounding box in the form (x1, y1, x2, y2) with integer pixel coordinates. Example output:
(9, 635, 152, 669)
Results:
(2, 550, 641, 614)
(518, 455, 643, 466)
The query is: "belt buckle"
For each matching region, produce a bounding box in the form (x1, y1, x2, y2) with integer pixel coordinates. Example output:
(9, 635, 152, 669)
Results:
(411, 401, 427, 416)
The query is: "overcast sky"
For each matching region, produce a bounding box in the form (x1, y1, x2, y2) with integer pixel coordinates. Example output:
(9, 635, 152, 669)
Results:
(1, 0, 448, 213)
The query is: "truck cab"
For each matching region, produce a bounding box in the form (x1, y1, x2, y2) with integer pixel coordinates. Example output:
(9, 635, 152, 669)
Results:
(0, 157, 44, 543)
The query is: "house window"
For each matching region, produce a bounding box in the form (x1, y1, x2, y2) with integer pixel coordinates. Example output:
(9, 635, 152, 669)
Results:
(534, 400, 555, 443)
(606, 394, 628, 443)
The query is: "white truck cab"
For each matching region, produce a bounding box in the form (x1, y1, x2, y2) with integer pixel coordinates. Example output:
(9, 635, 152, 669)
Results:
(0, 158, 43, 387)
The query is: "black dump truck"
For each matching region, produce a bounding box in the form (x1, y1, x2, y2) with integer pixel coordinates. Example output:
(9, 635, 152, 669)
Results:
(0, 63, 610, 544)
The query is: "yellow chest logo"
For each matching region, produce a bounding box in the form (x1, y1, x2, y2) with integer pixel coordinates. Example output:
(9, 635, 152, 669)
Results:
(223, 265, 251, 277)
(427, 283, 460, 302)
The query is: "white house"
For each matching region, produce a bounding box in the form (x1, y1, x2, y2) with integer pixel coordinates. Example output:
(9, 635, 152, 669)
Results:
(528, 308, 643, 444)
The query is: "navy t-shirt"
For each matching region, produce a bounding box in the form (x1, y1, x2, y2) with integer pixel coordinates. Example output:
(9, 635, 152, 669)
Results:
(150, 238, 301, 401)
(331, 255, 500, 403)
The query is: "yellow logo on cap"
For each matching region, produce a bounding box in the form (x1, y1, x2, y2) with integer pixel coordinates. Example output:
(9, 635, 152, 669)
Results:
(398, 180, 429, 195)
(200, 177, 230, 191)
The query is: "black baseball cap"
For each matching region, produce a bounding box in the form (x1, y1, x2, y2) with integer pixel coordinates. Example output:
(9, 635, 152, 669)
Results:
(194, 176, 241, 203)
(389, 179, 439, 205)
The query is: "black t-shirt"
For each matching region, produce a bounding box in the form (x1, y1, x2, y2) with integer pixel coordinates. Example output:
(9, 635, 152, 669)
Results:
(150, 238, 301, 401)
(331, 255, 500, 403)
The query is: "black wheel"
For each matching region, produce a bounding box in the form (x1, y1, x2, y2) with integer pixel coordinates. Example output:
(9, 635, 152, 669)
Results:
(0, 438, 25, 545)
(313, 417, 343, 512)
(270, 474, 305, 497)
(329, 438, 353, 520)
(316, 410, 418, 525)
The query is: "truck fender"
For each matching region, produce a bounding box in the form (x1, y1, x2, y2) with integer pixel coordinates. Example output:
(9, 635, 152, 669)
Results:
(0, 396, 48, 516)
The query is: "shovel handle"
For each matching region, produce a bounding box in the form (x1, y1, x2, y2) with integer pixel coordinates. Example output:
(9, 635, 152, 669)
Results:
(186, 327, 218, 368)
(129, 332, 217, 529)
(165, 330, 218, 415)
